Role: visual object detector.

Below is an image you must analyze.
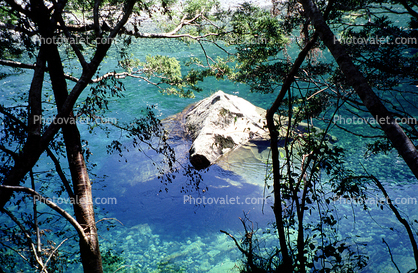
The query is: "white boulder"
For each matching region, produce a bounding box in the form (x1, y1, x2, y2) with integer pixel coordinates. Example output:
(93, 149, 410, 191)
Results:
(185, 90, 269, 169)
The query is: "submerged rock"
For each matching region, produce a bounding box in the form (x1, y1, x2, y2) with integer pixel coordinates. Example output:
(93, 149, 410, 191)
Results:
(184, 90, 270, 169)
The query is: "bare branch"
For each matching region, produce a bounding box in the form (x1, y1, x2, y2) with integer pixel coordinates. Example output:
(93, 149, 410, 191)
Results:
(30, 170, 41, 253)
(45, 148, 74, 199)
(0, 241, 32, 266)
(93, 0, 102, 37)
(0, 185, 88, 244)
(57, 15, 88, 69)
(399, 0, 418, 19)
(220, 230, 248, 255)
(382, 238, 402, 273)
(0, 59, 37, 69)
(1, 208, 44, 269)
(60, 23, 96, 32)
(120, 29, 221, 40)
(167, 12, 204, 36)
(371, 175, 418, 269)
(0, 59, 80, 82)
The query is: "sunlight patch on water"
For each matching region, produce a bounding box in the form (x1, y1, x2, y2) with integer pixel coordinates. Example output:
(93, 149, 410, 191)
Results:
(98, 219, 281, 272)
(217, 141, 272, 187)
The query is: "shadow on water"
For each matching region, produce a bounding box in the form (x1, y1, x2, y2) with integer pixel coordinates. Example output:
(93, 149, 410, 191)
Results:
(91, 138, 276, 272)
(92, 125, 418, 272)
(96, 142, 274, 240)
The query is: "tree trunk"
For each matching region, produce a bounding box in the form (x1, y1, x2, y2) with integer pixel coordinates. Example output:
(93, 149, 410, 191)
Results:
(266, 35, 319, 271)
(0, 0, 135, 208)
(46, 41, 103, 272)
(299, 0, 418, 180)
(0, 45, 47, 208)
(62, 124, 103, 272)
(0, 1, 136, 271)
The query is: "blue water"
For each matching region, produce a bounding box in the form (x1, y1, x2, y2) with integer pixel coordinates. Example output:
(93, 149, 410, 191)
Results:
(1, 18, 418, 273)
(83, 36, 418, 271)
(81, 40, 279, 272)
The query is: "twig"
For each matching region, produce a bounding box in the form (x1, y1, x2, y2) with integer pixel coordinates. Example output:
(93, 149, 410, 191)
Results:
(382, 238, 401, 273)
(220, 230, 248, 256)
(0, 241, 33, 267)
(96, 217, 124, 226)
(30, 170, 41, 253)
(371, 175, 418, 271)
(41, 238, 68, 273)
(0, 185, 88, 244)
(45, 148, 74, 199)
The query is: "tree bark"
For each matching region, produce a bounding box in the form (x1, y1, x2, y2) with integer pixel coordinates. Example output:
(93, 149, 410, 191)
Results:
(0, 0, 135, 209)
(299, 0, 418, 180)
(0, 43, 47, 208)
(46, 39, 103, 272)
(0, 1, 105, 271)
(62, 124, 103, 272)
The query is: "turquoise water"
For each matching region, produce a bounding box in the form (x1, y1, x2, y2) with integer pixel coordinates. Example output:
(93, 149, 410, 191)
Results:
(81, 40, 279, 272)
(1, 26, 418, 273)
(83, 37, 418, 272)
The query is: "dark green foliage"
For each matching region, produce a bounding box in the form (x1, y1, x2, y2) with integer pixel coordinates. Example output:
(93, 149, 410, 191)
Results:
(365, 139, 393, 156)
(229, 4, 288, 93)
(101, 249, 125, 272)
(180, 3, 290, 94)
(80, 76, 125, 121)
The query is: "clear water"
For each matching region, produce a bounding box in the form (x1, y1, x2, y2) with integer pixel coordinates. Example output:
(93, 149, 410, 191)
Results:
(1, 21, 418, 273)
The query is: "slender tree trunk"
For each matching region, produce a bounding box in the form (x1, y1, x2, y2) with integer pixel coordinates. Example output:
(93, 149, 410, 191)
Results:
(299, 0, 418, 180)
(0, 1, 135, 270)
(266, 33, 320, 270)
(266, 111, 293, 269)
(62, 124, 103, 272)
(0, 44, 47, 208)
(46, 41, 103, 272)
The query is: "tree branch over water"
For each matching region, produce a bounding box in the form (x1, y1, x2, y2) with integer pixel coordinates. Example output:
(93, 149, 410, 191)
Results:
(300, 0, 418, 180)
(0, 185, 88, 244)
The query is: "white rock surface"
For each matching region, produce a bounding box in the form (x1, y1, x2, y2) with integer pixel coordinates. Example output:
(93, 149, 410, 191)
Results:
(185, 90, 270, 169)
(217, 0, 273, 10)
